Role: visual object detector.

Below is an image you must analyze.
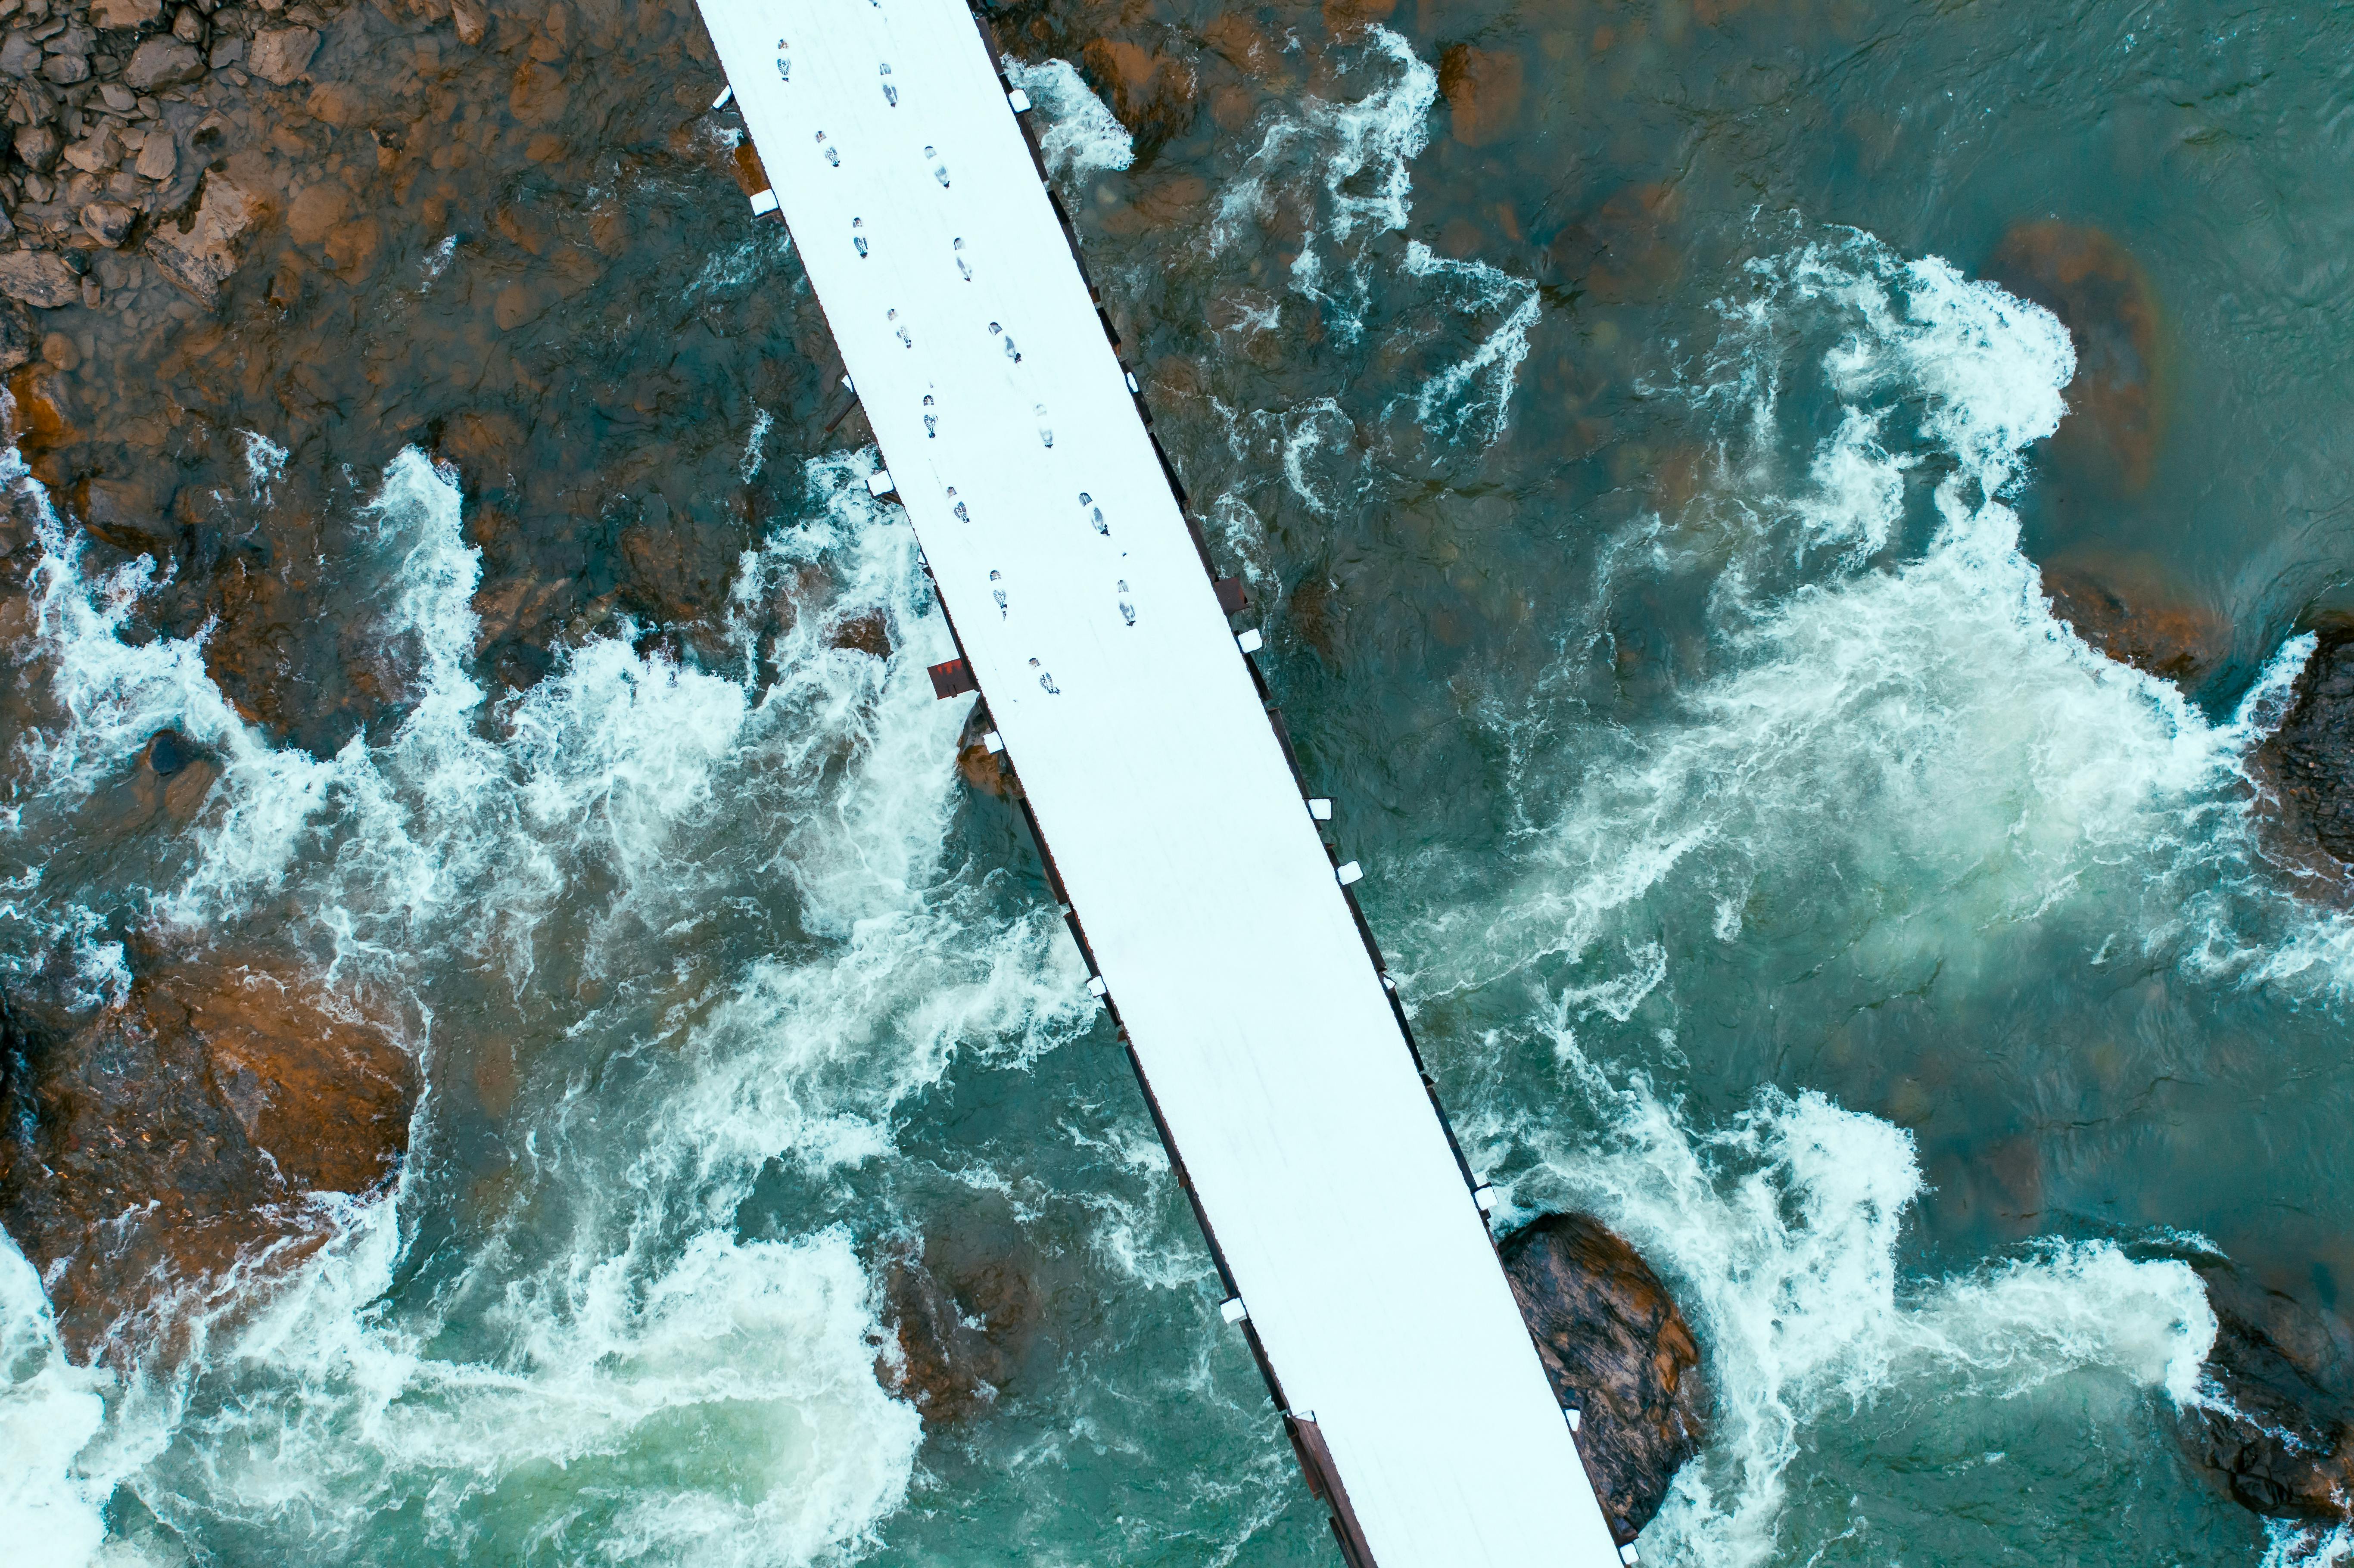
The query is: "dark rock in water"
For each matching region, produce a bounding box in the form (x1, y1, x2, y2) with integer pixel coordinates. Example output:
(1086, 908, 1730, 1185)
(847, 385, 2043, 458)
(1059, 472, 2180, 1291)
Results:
(1500, 1212, 1710, 1544)
(2177, 1257, 2354, 1521)
(2254, 625, 2354, 875)
(0, 953, 417, 1357)
(1984, 222, 2164, 497)
(875, 1226, 1049, 1426)
(145, 728, 189, 777)
(2040, 556, 2228, 687)
(826, 609, 892, 659)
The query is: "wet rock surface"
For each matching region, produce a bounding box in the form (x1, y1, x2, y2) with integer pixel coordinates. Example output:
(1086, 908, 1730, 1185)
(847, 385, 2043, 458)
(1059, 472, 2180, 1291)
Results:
(1500, 1212, 1710, 1545)
(2040, 555, 2228, 687)
(873, 1212, 1060, 1427)
(2177, 1256, 2354, 1521)
(0, 949, 416, 1356)
(2255, 625, 2354, 874)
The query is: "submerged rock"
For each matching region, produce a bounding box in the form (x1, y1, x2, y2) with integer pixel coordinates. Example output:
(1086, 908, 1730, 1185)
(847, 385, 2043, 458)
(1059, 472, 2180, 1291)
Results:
(1549, 186, 1685, 306)
(1984, 222, 2165, 496)
(0, 955, 417, 1356)
(1438, 44, 1523, 148)
(1499, 1212, 1710, 1544)
(2040, 556, 2228, 687)
(2178, 1257, 2354, 1520)
(875, 1228, 1049, 1426)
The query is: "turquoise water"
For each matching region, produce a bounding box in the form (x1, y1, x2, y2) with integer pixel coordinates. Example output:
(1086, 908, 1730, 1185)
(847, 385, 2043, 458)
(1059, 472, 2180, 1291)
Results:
(6, 0, 2354, 1563)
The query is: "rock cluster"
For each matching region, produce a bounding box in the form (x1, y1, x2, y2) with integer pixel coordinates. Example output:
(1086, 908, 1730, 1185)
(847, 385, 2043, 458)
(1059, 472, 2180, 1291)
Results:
(1499, 1212, 1711, 1545)
(0, 0, 313, 323)
(0, 924, 416, 1355)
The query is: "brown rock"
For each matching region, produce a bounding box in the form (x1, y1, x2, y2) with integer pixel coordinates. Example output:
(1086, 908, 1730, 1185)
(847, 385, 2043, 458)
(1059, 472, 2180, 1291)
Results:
(2177, 1256, 2354, 1521)
(324, 214, 380, 278)
(0, 302, 34, 373)
(1201, 13, 1278, 79)
(172, 6, 206, 44)
(1984, 222, 2164, 496)
(955, 706, 1012, 797)
(122, 34, 204, 90)
(0, 33, 40, 79)
(2040, 557, 2226, 686)
(304, 81, 361, 126)
(1080, 36, 1198, 146)
(1500, 1213, 1711, 1545)
(134, 129, 177, 181)
(148, 174, 263, 303)
(1324, 0, 1398, 34)
(826, 608, 891, 658)
(80, 199, 134, 247)
(13, 123, 59, 172)
(874, 1225, 1049, 1426)
(247, 24, 317, 85)
(284, 178, 350, 243)
(42, 51, 91, 85)
(508, 57, 565, 124)
(0, 250, 80, 308)
(451, 0, 486, 46)
(1438, 44, 1523, 147)
(0, 955, 417, 1356)
(62, 127, 121, 175)
(91, 0, 162, 28)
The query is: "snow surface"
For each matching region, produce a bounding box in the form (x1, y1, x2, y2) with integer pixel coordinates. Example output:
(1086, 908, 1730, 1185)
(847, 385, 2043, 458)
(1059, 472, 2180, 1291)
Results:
(695, 4, 1622, 1562)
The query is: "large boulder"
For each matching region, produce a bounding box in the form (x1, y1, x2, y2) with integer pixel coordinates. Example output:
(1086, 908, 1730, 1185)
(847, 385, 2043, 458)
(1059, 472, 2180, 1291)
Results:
(248, 26, 318, 87)
(148, 174, 264, 305)
(1500, 1212, 1711, 1544)
(872, 1215, 1057, 1427)
(2255, 625, 2354, 874)
(2177, 1257, 2354, 1520)
(0, 953, 417, 1356)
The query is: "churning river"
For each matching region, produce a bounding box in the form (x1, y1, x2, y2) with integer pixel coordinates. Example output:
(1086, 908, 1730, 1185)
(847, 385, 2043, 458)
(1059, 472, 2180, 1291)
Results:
(6, 0, 2354, 1564)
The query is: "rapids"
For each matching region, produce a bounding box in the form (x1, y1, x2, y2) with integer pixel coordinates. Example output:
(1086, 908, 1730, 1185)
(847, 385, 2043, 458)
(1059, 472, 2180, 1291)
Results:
(6, 1, 2354, 1565)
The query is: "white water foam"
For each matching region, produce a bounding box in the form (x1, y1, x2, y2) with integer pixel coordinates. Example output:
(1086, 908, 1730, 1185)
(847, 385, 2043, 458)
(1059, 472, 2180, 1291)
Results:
(0, 1240, 114, 1567)
(1488, 1024, 2214, 1568)
(0, 441, 1090, 1563)
(1411, 226, 2343, 1565)
(1001, 57, 1133, 182)
(1211, 23, 1433, 305)
(1399, 240, 1542, 445)
(1452, 231, 2349, 996)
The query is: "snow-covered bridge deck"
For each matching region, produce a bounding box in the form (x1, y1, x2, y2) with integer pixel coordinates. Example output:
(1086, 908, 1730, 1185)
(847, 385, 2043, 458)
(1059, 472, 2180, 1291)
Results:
(694, 4, 1622, 1563)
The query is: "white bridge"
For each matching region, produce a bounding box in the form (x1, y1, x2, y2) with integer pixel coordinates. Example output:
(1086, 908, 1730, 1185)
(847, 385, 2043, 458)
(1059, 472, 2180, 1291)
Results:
(693, 4, 1624, 1563)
